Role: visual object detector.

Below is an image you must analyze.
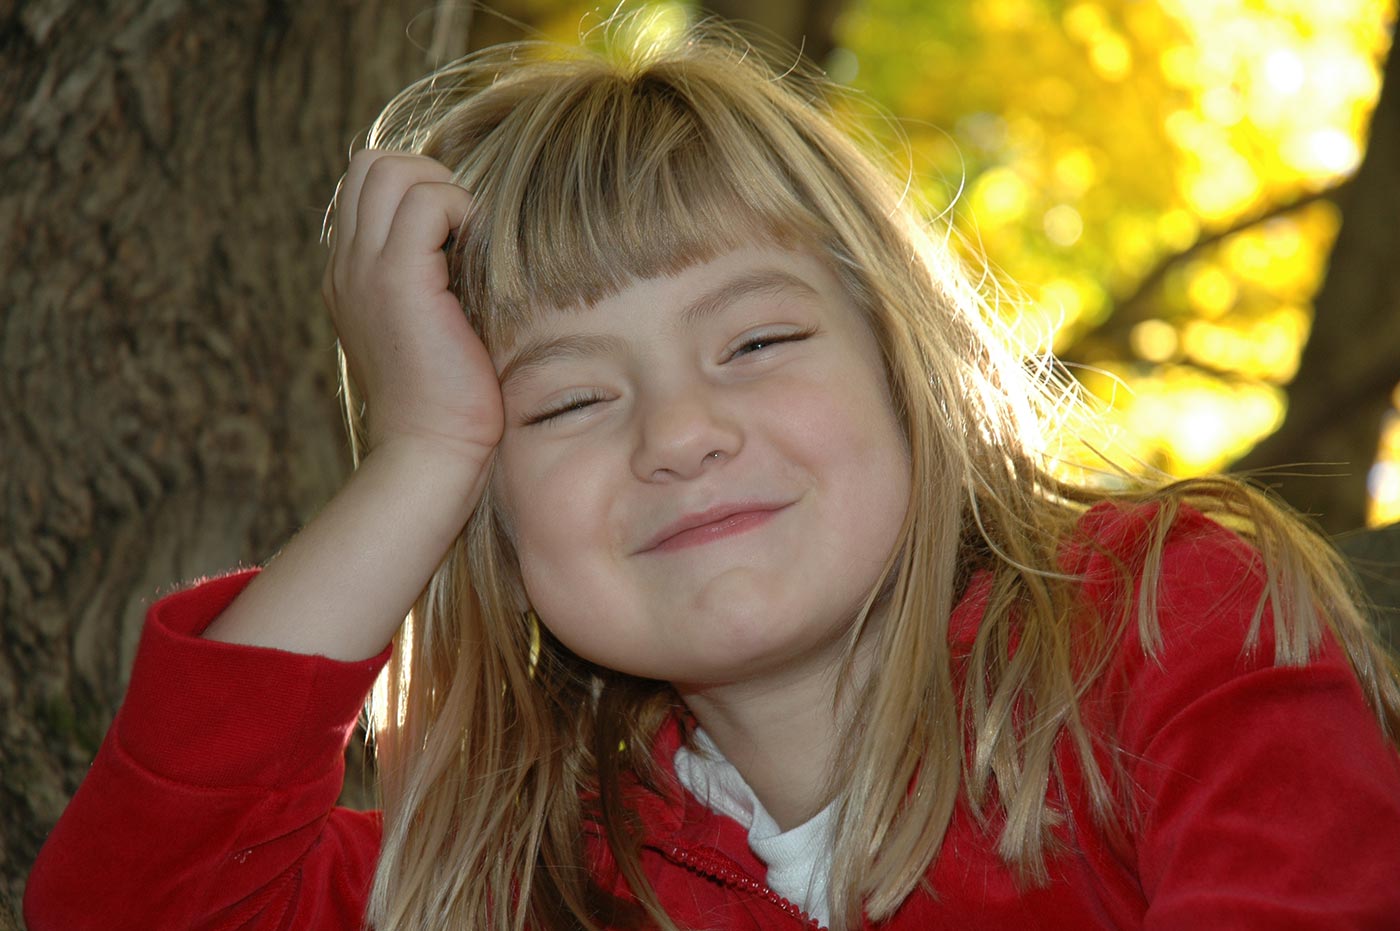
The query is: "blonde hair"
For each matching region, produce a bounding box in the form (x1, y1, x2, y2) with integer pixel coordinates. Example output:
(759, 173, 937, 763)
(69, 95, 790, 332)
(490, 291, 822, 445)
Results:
(336, 18, 1400, 931)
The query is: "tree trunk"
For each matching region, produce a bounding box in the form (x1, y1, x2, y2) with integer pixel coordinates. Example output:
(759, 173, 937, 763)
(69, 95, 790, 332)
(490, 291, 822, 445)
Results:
(1233, 35, 1400, 533)
(0, 0, 506, 918)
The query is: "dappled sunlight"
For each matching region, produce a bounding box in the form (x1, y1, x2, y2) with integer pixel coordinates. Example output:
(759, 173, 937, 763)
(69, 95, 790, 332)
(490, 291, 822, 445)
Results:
(1075, 366, 1286, 475)
(836, 0, 1395, 521)
(1180, 306, 1309, 382)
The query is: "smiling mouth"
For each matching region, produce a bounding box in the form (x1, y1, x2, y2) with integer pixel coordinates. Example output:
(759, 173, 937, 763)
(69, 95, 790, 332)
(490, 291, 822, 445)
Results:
(643, 504, 790, 553)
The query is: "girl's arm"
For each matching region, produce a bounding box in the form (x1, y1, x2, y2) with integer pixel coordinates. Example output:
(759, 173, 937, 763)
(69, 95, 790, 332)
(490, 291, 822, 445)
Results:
(1101, 506, 1400, 927)
(24, 570, 387, 931)
(204, 150, 502, 661)
(201, 435, 483, 661)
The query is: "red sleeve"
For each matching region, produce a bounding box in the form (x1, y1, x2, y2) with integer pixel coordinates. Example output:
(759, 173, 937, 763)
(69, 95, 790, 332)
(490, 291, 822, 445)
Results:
(23, 569, 390, 931)
(1083, 505, 1400, 929)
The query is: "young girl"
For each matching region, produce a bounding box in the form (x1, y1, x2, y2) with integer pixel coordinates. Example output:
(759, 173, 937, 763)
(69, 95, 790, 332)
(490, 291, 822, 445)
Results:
(25, 19, 1400, 931)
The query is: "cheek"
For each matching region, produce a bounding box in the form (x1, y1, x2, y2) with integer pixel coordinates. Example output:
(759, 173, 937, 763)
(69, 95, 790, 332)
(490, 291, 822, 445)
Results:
(807, 373, 911, 544)
(495, 440, 615, 602)
(785, 363, 907, 472)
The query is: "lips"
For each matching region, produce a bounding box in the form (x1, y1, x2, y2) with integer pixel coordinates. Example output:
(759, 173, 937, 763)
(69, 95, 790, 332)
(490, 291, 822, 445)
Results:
(640, 501, 790, 553)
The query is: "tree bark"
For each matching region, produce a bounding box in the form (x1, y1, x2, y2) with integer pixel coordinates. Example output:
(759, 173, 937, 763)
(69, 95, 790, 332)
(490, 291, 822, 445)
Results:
(0, 0, 502, 918)
(1230, 36, 1400, 533)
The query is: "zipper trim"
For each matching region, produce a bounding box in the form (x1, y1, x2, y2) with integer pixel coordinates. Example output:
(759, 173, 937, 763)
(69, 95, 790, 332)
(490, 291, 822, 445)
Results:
(663, 844, 825, 930)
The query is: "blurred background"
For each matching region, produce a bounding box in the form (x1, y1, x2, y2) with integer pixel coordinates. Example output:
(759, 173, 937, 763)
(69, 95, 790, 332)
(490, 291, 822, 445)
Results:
(2, 0, 1397, 924)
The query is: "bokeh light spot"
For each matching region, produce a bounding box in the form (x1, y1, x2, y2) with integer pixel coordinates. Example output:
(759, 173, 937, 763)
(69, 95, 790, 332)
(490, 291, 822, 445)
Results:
(1131, 319, 1179, 363)
(1186, 265, 1238, 317)
(973, 167, 1031, 222)
(1265, 48, 1306, 94)
(1293, 127, 1361, 175)
(1091, 35, 1133, 80)
(1044, 204, 1085, 246)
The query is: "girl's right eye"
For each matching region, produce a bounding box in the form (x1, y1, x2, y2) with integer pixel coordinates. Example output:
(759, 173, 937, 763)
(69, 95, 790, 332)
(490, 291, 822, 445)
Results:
(522, 391, 608, 426)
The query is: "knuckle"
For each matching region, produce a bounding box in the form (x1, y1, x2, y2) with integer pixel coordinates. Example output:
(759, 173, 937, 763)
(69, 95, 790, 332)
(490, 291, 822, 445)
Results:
(399, 182, 438, 210)
(361, 155, 394, 185)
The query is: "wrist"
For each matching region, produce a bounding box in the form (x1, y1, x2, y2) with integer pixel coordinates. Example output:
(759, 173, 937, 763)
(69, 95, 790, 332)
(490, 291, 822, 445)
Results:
(360, 437, 491, 511)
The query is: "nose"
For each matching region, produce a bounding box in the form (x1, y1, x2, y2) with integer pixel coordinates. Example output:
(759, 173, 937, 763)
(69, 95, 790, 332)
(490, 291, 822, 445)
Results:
(630, 382, 743, 482)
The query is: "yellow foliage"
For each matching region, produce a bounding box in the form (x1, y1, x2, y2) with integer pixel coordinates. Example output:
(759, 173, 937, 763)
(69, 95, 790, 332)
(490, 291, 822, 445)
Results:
(1180, 305, 1309, 383)
(834, 0, 1393, 519)
(1185, 265, 1238, 319)
(1130, 319, 1178, 363)
(1075, 365, 1285, 474)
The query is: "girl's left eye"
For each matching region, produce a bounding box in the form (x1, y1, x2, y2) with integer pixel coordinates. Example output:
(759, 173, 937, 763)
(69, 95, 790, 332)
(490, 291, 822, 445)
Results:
(728, 327, 817, 360)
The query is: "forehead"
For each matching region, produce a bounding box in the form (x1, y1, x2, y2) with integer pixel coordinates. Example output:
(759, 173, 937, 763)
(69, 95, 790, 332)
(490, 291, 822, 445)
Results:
(491, 245, 845, 381)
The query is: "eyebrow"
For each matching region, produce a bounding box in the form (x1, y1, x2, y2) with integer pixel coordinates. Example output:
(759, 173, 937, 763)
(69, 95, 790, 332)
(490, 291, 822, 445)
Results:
(497, 268, 820, 389)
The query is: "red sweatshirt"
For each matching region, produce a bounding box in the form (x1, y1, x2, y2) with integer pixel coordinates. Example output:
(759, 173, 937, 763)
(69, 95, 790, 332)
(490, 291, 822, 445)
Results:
(24, 505, 1400, 929)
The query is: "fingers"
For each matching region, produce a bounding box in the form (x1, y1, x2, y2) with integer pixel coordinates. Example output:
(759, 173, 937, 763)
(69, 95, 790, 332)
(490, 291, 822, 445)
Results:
(379, 180, 473, 270)
(337, 150, 460, 256)
(332, 149, 390, 248)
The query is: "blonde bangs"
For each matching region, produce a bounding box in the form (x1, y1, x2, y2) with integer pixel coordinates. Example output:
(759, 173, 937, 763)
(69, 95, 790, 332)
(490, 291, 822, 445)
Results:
(367, 41, 841, 350)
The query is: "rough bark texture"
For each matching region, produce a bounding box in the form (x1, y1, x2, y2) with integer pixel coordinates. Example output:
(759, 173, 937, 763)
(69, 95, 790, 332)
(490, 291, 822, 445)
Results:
(1232, 35, 1400, 533)
(0, 0, 490, 919)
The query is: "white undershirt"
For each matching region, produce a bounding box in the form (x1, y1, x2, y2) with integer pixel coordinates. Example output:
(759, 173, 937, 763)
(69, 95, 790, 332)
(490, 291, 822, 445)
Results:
(672, 729, 834, 928)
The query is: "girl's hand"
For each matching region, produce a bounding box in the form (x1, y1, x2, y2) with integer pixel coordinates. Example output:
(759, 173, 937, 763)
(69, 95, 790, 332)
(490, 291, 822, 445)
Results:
(324, 150, 504, 471)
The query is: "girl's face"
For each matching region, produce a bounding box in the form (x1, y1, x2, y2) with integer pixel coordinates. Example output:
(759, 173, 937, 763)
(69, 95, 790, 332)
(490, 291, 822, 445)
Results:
(491, 243, 911, 690)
